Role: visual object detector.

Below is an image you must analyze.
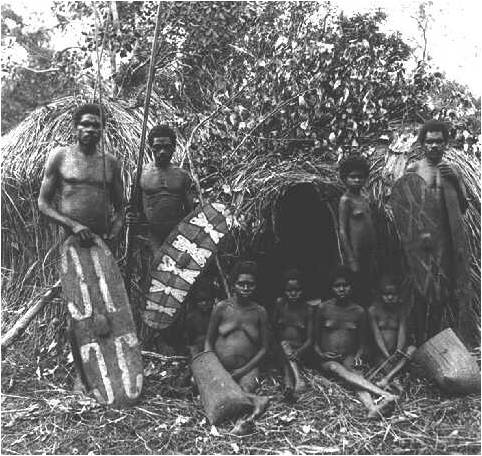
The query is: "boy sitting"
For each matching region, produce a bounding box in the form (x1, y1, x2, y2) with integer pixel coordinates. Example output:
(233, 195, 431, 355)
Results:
(367, 275, 416, 390)
(273, 268, 313, 397)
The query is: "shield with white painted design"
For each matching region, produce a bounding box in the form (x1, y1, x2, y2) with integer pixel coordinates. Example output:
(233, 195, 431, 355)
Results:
(143, 202, 232, 329)
(60, 235, 143, 407)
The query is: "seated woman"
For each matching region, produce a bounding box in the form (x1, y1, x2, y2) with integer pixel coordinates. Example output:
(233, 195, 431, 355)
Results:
(311, 265, 398, 419)
(367, 275, 416, 390)
(205, 260, 269, 395)
(272, 268, 313, 397)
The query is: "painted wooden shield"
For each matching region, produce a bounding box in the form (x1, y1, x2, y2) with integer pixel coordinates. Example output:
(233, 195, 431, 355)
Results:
(61, 235, 143, 407)
(143, 202, 233, 330)
(389, 173, 450, 301)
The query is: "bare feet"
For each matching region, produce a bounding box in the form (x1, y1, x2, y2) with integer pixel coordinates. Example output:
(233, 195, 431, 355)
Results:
(250, 395, 270, 419)
(367, 396, 397, 420)
(73, 374, 87, 394)
(283, 385, 295, 402)
(294, 379, 308, 394)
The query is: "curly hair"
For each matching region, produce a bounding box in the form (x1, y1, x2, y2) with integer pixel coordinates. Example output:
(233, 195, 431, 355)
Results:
(283, 267, 302, 284)
(418, 119, 450, 144)
(73, 103, 106, 127)
(330, 264, 354, 287)
(148, 125, 177, 147)
(378, 274, 400, 291)
(231, 260, 258, 283)
(339, 155, 370, 181)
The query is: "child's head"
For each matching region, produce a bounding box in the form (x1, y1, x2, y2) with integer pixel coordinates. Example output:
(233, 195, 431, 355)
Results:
(379, 275, 400, 307)
(231, 260, 257, 300)
(330, 265, 354, 301)
(194, 285, 213, 313)
(282, 268, 303, 304)
(339, 155, 370, 191)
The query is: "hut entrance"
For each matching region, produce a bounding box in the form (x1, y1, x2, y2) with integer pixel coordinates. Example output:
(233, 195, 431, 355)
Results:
(256, 183, 339, 305)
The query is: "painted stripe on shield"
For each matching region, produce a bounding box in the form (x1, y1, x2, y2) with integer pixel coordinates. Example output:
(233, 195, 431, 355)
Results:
(80, 342, 114, 404)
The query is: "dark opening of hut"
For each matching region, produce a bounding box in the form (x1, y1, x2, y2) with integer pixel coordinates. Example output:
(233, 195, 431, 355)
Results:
(256, 183, 339, 303)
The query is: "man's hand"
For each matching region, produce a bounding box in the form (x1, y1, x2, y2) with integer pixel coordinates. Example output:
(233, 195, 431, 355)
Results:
(287, 349, 300, 361)
(126, 210, 141, 226)
(437, 163, 457, 182)
(106, 217, 123, 240)
(348, 258, 359, 273)
(73, 224, 95, 246)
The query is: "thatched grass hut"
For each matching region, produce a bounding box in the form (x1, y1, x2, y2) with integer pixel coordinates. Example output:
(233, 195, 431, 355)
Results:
(1, 93, 182, 350)
(213, 132, 480, 328)
(2, 97, 480, 352)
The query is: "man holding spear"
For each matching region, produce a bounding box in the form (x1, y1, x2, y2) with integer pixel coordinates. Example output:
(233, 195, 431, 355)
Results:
(37, 103, 125, 391)
(127, 125, 194, 353)
(127, 125, 194, 256)
(38, 103, 124, 246)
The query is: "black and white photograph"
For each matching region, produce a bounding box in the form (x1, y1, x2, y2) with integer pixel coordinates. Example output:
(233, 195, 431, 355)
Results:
(1, 1, 480, 454)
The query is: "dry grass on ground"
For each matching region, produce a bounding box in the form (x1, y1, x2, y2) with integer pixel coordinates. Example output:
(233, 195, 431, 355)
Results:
(1, 350, 480, 455)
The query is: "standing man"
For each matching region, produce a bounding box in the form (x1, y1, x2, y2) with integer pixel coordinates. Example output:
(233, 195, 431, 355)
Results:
(128, 125, 194, 256)
(127, 125, 194, 353)
(38, 103, 125, 390)
(405, 119, 470, 344)
(38, 103, 124, 245)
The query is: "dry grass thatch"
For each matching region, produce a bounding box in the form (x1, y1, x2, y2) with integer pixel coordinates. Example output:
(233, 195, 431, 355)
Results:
(1, 92, 181, 348)
(0, 99, 480, 454)
(1, 99, 481, 352)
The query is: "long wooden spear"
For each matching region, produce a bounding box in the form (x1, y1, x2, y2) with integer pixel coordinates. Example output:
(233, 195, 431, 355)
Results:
(124, 3, 164, 297)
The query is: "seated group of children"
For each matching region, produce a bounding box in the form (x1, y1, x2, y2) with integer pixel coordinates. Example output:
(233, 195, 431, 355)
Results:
(185, 260, 415, 420)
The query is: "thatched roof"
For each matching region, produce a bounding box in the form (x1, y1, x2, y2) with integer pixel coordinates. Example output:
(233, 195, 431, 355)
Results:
(1, 93, 181, 324)
(1, 101, 480, 348)
(1, 92, 184, 191)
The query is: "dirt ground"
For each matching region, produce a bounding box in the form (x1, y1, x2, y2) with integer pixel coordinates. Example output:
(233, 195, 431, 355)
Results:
(1, 349, 480, 455)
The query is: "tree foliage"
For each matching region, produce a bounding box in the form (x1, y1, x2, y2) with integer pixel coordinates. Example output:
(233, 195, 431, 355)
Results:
(2, 1, 480, 169)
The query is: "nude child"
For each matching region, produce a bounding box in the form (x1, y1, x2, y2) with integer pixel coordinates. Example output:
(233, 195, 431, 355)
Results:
(338, 155, 377, 304)
(368, 276, 416, 390)
(273, 269, 313, 397)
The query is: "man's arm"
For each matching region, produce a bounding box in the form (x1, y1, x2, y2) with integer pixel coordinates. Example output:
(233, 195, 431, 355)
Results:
(338, 196, 357, 271)
(183, 172, 195, 214)
(451, 163, 469, 213)
(107, 157, 125, 239)
(38, 148, 88, 235)
(231, 307, 269, 380)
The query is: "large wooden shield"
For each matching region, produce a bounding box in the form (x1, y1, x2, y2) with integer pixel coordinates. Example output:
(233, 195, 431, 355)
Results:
(143, 202, 233, 330)
(442, 177, 471, 341)
(61, 235, 143, 407)
(389, 173, 450, 301)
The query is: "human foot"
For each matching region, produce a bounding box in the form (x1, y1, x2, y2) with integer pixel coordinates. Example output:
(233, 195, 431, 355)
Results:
(367, 396, 397, 420)
(250, 395, 270, 419)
